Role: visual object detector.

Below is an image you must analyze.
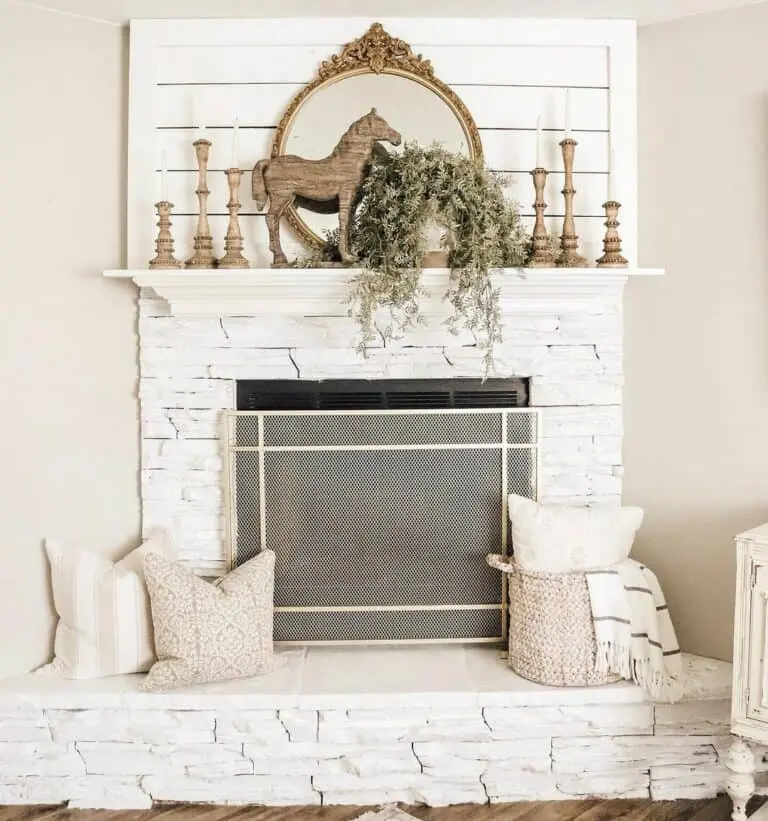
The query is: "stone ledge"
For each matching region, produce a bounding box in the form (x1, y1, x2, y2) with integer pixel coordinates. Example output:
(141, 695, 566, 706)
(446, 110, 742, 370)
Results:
(0, 647, 730, 711)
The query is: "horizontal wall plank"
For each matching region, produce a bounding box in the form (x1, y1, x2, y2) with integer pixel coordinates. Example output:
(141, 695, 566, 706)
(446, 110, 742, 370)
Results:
(138, 213, 608, 271)
(154, 83, 608, 131)
(157, 169, 608, 219)
(157, 128, 610, 174)
(157, 44, 608, 88)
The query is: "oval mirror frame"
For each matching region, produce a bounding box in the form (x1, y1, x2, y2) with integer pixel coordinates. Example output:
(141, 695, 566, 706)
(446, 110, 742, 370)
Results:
(272, 22, 484, 251)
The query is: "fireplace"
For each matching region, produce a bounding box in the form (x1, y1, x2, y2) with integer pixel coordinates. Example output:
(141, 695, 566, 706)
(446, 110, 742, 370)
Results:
(223, 378, 536, 643)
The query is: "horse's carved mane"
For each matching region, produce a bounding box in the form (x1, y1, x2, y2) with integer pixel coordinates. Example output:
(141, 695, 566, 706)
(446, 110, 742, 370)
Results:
(330, 113, 371, 157)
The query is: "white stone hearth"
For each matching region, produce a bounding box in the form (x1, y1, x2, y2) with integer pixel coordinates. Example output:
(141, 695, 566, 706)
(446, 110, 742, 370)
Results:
(0, 647, 740, 808)
(104, 267, 662, 575)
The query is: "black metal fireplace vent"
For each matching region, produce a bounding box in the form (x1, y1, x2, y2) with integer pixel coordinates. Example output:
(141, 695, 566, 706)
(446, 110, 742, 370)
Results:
(236, 377, 530, 412)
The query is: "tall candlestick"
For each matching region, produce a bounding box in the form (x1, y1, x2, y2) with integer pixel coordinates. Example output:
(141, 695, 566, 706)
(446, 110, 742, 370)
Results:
(528, 168, 556, 267)
(564, 88, 572, 137)
(535, 114, 542, 169)
(557, 136, 588, 268)
(596, 199, 628, 268)
(218, 168, 249, 268)
(231, 117, 239, 169)
(186, 137, 217, 268)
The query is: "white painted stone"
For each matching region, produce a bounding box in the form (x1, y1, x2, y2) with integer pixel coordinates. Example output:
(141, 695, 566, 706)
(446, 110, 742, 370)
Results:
(0, 777, 72, 805)
(293, 347, 453, 380)
(68, 777, 153, 809)
(484, 703, 654, 738)
(654, 699, 730, 735)
(415, 739, 550, 780)
(141, 346, 294, 379)
(483, 771, 563, 801)
(650, 763, 724, 800)
(531, 375, 623, 406)
(139, 377, 234, 410)
(540, 406, 623, 438)
(243, 741, 334, 775)
(318, 709, 490, 744)
(552, 735, 723, 772)
(48, 710, 215, 744)
(215, 710, 288, 743)
(0, 742, 84, 777)
(142, 773, 319, 805)
(410, 777, 489, 806)
(0, 709, 51, 742)
(320, 789, 414, 805)
(278, 709, 317, 742)
(311, 772, 419, 793)
(316, 745, 420, 777)
(555, 770, 650, 799)
(221, 316, 367, 349)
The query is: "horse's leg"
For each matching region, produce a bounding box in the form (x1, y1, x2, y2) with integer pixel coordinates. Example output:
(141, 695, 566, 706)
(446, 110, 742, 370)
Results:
(338, 188, 357, 264)
(266, 195, 291, 266)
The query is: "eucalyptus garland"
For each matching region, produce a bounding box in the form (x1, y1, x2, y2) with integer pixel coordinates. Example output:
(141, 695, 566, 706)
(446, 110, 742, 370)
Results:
(313, 142, 531, 374)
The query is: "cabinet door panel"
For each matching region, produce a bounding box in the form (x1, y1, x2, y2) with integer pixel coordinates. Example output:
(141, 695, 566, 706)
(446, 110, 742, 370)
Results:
(748, 564, 768, 717)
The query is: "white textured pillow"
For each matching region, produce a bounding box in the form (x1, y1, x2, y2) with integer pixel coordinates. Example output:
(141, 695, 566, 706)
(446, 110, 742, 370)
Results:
(508, 494, 644, 573)
(39, 530, 174, 679)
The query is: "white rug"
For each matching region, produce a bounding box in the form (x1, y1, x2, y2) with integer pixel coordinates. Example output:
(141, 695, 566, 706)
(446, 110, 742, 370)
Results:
(351, 807, 422, 821)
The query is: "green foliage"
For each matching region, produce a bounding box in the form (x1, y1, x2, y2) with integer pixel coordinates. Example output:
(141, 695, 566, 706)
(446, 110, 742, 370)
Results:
(314, 142, 531, 374)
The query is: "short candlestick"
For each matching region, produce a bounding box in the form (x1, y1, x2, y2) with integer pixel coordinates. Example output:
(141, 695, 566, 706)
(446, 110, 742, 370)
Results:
(596, 200, 629, 268)
(218, 168, 250, 268)
(186, 138, 217, 268)
(149, 200, 182, 269)
(557, 137, 588, 268)
(528, 168, 556, 268)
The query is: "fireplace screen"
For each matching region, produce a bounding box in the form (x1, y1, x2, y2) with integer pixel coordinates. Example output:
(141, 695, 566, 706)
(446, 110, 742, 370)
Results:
(223, 408, 539, 643)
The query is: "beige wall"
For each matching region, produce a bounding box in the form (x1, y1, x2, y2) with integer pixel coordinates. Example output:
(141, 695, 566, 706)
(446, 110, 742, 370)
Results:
(2, 1, 767, 674)
(627, 2, 768, 660)
(0, 3, 137, 677)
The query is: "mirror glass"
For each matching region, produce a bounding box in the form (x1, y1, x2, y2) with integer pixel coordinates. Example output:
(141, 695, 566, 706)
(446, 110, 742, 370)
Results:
(280, 73, 473, 242)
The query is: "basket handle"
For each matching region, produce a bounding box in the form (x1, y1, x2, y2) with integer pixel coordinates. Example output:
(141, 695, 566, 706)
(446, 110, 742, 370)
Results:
(486, 553, 515, 574)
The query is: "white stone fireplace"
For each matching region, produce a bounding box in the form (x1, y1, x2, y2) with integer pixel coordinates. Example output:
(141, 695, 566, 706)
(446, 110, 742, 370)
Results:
(129, 267, 638, 582)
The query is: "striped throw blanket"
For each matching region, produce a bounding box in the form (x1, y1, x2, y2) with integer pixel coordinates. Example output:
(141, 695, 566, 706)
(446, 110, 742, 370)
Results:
(584, 558, 684, 701)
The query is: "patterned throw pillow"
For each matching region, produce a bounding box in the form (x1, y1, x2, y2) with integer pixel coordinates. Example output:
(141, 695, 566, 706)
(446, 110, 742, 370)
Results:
(141, 550, 276, 691)
(40, 530, 174, 679)
(508, 494, 644, 574)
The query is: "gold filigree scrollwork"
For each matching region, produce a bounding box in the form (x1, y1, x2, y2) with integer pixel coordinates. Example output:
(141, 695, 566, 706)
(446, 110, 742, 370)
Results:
(317, 22, 435, 80)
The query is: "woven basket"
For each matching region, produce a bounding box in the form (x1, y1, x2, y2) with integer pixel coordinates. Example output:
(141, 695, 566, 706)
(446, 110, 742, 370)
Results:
(487, 554, 620, 687)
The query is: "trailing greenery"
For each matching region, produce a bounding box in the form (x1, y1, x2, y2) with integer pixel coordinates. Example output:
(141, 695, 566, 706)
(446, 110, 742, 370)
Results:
(308, 142, 531, 374)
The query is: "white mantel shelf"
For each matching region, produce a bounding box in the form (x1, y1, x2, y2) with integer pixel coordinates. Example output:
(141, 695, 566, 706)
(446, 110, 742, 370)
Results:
(104, 267, 665, 317)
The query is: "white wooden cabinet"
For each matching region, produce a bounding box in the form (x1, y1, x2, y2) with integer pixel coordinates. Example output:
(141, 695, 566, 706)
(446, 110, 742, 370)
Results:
(727, 523, 768, 821)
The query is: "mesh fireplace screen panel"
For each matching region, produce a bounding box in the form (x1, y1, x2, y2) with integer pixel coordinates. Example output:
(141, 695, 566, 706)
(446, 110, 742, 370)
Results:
(225, 409, 539, 643)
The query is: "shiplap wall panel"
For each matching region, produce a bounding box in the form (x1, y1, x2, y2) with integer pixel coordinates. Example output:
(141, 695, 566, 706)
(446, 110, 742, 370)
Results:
(157, 44, 609, 87)
(154, 84, 608, 131)
(128, 18, 637, 269)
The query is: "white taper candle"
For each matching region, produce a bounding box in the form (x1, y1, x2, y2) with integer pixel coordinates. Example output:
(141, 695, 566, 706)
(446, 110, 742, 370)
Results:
(564, 88, 572, 137)
(608, 148, 615, 201)
(160, 148, 167, 201)
(535, 114, 542, 168)
(231, 117, 239, 168)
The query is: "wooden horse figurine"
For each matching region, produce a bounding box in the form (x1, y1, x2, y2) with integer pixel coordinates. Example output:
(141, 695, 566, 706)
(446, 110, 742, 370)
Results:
(252, 109, 401, 266)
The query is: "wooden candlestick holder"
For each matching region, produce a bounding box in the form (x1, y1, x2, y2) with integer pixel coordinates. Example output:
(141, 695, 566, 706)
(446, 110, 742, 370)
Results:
(596, 200, 629, 268)
(218, 168, 250, 268)
(528, 168, 556, 267)
(186, 138, 217, 268)
(557, 137, 588, 268)
(149, 200, 182, 269)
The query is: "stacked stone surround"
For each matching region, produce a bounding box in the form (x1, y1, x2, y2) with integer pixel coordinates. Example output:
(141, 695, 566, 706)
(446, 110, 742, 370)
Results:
(0, 652, 744, 809)
(137, 273, 626, 575)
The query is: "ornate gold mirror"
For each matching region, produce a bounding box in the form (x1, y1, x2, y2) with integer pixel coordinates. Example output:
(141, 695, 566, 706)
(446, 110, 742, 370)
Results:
(271, 23, 483, 252)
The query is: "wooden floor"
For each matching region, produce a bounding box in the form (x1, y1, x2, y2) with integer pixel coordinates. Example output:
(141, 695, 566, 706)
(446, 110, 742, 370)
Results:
(0, 796, 761, 821)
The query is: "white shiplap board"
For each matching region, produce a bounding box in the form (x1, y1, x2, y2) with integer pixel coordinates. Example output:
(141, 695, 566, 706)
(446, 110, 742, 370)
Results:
(128, 17, 636, 268)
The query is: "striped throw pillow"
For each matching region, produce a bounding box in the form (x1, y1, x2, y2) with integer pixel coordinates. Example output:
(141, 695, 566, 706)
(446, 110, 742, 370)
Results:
(40, 530, 174, 679)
